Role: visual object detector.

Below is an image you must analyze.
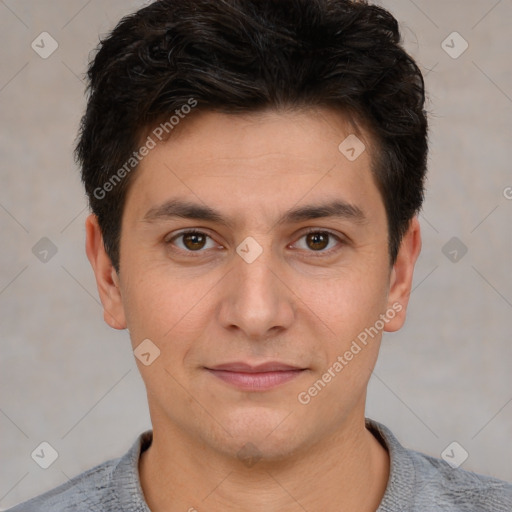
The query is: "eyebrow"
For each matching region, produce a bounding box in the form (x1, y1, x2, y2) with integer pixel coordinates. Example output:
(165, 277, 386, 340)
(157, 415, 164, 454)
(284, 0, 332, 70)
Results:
(142, 198, 366, 228)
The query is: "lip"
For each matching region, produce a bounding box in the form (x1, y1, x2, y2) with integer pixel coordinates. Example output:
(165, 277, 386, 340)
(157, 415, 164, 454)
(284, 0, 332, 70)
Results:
(208, 361, 304, 373)
(205, 362, 307, 391)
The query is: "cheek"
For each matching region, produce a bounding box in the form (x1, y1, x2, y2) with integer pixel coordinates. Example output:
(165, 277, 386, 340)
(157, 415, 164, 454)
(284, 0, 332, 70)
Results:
(120, 262, 218, 350)
(294, 265, 390, 340)
(294, 273, 389, 412)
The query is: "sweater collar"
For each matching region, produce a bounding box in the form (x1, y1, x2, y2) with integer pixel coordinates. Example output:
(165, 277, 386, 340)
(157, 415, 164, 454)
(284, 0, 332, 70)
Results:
(112, 419, 414, 511)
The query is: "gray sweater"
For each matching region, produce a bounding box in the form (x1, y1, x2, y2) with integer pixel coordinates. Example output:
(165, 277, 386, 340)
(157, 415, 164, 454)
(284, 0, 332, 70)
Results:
(6, 419, 512, 511)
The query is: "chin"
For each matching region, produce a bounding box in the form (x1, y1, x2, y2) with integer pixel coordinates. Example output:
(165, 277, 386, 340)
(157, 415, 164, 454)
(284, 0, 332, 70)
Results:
(209, 408, 309, 462)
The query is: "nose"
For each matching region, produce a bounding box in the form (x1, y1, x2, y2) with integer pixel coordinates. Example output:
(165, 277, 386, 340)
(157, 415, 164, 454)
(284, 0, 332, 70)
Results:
(217, 240, 295, 341)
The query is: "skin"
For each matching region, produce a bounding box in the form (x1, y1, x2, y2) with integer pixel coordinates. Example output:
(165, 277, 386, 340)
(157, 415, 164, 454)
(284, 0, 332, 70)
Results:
(86, 107, 421, 512)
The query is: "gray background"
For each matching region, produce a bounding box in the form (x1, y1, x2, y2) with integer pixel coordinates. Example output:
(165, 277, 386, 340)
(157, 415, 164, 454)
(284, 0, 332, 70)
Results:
(1, 0, 511, 508)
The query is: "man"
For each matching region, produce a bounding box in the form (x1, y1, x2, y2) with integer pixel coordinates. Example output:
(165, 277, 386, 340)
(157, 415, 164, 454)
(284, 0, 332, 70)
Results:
(8, 0, 511, 510)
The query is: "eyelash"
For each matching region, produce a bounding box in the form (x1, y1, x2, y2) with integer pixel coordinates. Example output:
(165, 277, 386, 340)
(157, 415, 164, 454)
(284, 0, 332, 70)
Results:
(165, 228, 345, 257)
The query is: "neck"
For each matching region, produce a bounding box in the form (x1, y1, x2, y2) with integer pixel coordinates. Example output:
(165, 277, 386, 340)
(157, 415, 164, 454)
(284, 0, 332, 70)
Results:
(139, 414, 390, 512)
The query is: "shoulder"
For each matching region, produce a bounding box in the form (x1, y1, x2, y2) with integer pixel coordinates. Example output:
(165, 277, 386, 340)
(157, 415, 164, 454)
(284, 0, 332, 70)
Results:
(5, 431, 152, 512)
(367, 419, 512, 512)
(5, 459, 119, 512)
(409, 447, 512, 511)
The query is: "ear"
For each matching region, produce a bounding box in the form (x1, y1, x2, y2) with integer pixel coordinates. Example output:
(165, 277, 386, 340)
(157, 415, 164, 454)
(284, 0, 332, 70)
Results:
(384, 216, 422, 332)
(85, 213, 127, 330)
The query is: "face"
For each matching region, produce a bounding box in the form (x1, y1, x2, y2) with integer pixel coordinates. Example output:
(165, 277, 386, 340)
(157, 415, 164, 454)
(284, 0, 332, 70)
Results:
(86, 107, 420, 462)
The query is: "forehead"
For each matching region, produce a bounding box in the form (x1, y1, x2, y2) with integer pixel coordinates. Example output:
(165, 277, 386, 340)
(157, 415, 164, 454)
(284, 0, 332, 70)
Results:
(146, 107, 371, 169)
(124, 107, 384, 226)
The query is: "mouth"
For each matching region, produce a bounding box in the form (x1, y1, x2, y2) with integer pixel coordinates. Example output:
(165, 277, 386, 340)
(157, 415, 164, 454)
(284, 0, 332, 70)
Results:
(204, 362, 307, 391)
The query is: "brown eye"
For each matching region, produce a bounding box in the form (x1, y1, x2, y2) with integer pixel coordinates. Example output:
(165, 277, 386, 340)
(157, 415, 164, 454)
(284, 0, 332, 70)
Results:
(305, 232, 330, 251)
(182, 232, 207, 251)
(167, 230, 216, 252)
(293, 230, 343, 256)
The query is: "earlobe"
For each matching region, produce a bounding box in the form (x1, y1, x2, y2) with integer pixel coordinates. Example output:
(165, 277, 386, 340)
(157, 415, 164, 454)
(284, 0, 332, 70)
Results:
(384, 216, 422, 332)
(85, 214, 127, 330)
